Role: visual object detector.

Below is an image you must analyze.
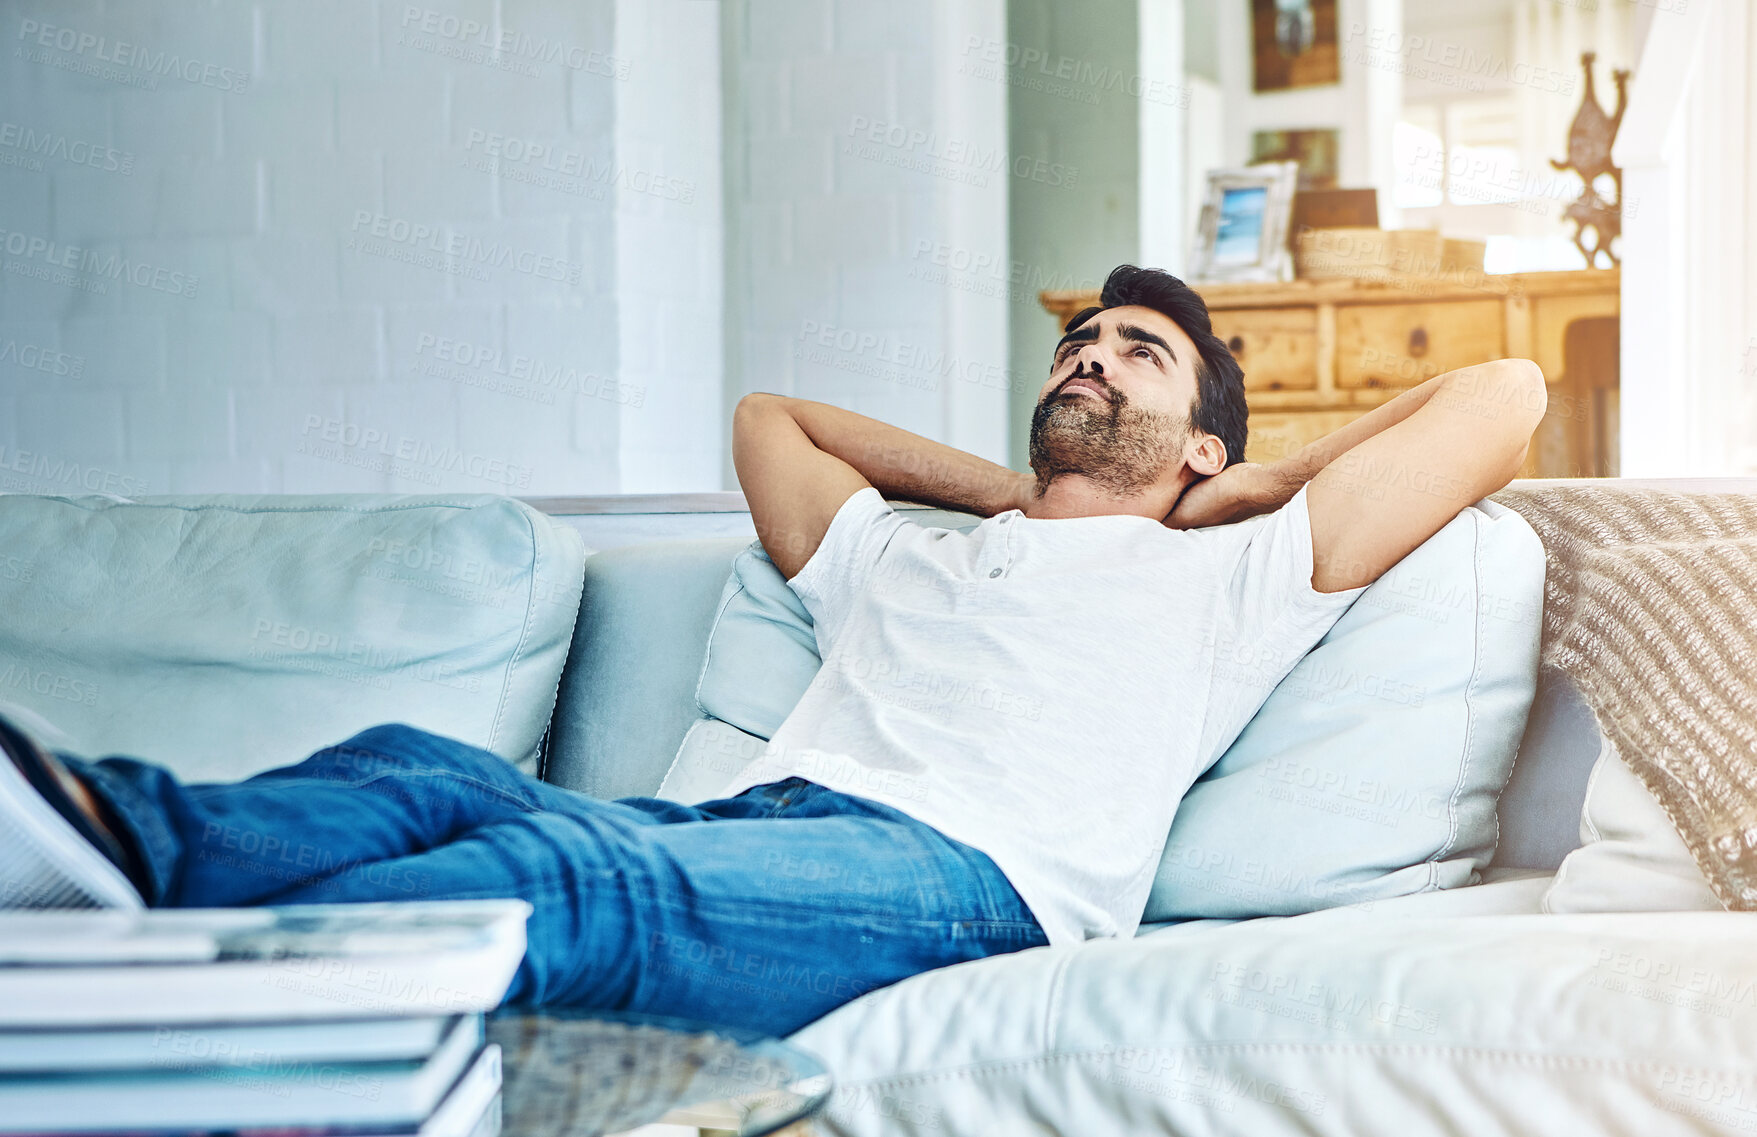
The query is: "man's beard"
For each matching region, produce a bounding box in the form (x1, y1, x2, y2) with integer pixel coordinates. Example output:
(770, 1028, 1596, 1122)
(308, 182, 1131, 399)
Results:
(1027, 378, 1187, 498)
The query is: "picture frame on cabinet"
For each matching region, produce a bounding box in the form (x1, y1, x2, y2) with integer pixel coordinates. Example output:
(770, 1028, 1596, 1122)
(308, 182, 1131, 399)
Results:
(1191, 162, 1300, 283)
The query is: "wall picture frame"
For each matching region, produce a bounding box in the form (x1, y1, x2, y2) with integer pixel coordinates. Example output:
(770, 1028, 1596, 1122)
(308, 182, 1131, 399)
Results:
(1251, 128, 1341, 191)
(1191, 162, 1301, 283)
(1252, 0, 1341, 92)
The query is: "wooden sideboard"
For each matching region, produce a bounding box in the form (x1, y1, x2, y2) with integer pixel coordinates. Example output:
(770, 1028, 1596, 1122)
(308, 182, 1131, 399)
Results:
(1040, 269, 1621, 478)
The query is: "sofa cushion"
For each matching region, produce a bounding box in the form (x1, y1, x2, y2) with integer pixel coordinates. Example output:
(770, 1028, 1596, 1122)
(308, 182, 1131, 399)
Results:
(693, 543, 819, 741)
(1136, 867, 1554, 939)
(1147, 499, 1544, 917)
(788, 906, 1757, 1137)
(658, 716, 768, 804)
(544, 539, 751, 800)
(0, 494, 583, 782)
(1487, 668, 1603, 871)
(1543, 742, 1723, 913)
(685, 499, 1543, 920)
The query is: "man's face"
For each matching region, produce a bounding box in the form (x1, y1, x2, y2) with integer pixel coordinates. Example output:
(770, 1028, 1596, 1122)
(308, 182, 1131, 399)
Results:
(1029, 305, 1205, 496)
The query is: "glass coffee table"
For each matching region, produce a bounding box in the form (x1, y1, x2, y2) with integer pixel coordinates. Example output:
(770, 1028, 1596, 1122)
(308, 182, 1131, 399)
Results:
(486, 1008, 832, 1136)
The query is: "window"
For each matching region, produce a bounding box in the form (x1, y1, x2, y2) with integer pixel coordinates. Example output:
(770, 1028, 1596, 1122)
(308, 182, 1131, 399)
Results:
(1396, 96, 1533, 209)
(1395, 93, 1590, 271)
(1442, 98, 1524, 206)
(1393, 106, 1444, 210)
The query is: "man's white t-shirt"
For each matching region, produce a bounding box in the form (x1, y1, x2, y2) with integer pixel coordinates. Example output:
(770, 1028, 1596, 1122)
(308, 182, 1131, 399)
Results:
(709, 485, 1366, 947)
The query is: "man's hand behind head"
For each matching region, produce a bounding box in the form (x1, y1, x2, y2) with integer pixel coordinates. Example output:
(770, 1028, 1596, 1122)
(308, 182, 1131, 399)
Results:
(1162, 462, 1295, 529)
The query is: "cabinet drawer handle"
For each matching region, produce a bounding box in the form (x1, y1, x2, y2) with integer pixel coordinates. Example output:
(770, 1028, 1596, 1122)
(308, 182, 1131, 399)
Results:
(1408, 326, 1429, 356)
(1227, 335, 1245, 354)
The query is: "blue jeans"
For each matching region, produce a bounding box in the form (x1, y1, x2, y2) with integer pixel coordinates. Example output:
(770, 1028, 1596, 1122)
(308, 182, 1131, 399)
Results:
(66, 724, 1047, 1037)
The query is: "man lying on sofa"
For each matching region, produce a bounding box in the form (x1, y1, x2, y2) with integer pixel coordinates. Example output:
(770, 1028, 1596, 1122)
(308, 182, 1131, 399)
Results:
(0, 264, 1546, 1037)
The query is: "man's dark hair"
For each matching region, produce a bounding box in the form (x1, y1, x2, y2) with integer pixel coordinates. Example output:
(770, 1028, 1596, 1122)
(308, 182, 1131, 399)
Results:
(1062, 264, 1248, 467)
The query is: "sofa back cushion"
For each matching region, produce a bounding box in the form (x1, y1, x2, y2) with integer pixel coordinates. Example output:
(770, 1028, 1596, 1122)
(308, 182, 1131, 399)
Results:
(1542, 741, 1723, 913)
(1488, 667, 1603, 870)
(544, 539, 752, 801)
(0, 494, 583, 782)
(1146, 499, 1543, 917)
(694, 542, 818, 741)
(680, 498, 1545, 919)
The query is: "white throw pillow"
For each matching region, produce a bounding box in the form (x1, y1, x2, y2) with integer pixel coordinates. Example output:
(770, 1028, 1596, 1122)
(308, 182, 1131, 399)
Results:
(1542, 737, 1722, 913)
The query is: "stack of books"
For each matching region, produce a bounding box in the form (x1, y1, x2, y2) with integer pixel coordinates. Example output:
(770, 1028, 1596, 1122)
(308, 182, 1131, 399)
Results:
(0, 899, 530, 1137)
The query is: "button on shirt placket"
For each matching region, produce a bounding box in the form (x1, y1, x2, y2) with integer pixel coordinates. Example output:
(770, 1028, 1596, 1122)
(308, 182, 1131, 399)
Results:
(984, 514, 1016, 580)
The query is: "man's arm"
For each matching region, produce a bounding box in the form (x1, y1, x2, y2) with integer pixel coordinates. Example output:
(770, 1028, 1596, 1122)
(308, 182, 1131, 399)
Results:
(733, 393, 1032, 580)
(1165, 358, 1548, 592)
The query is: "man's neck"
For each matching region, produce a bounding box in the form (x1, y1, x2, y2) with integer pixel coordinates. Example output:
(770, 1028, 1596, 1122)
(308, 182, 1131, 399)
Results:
(1021, 472, 1187, 521)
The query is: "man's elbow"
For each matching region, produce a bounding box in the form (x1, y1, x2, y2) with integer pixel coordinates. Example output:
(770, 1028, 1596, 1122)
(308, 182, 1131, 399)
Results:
(1500, 357, 1547, 430)
(733, 391, 787, 437)
(733, 393, 780, 472)
(1463, 357, 1545, 451)
(1491, 358, 1545, 483)
(735, 391, 784, 418)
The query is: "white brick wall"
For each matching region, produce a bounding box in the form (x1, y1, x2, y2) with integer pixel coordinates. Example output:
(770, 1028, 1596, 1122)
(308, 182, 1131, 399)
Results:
(0, 0, 1020, 497)
(719, 0, 1011, 482)
(0, 0, 721, 495)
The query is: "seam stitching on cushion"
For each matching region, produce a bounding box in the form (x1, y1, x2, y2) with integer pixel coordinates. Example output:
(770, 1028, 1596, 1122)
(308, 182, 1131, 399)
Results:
(1039, 948, 1075, 1055)
(655, 720, 705, 798)
(829, 1041, 1757, 1094)
(1541, 851, 1570, 913)
(1435, 509, 1486, 866)
(526, 531, 586, 773)
(488, 502, 545, 755)
(1578, 745, 1612, 844)
(694, 549, 754, 719)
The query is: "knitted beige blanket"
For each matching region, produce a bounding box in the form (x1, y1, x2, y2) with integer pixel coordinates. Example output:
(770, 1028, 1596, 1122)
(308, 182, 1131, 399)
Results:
(1493, 483, 1757, 909)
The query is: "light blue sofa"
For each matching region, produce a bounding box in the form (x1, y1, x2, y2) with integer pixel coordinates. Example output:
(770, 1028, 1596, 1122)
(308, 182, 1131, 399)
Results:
(3, 483, 1754, 1137)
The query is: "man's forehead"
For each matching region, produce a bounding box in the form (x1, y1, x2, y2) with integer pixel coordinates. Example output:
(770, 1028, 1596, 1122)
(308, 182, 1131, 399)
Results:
(1086, 305, 1189, 346)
